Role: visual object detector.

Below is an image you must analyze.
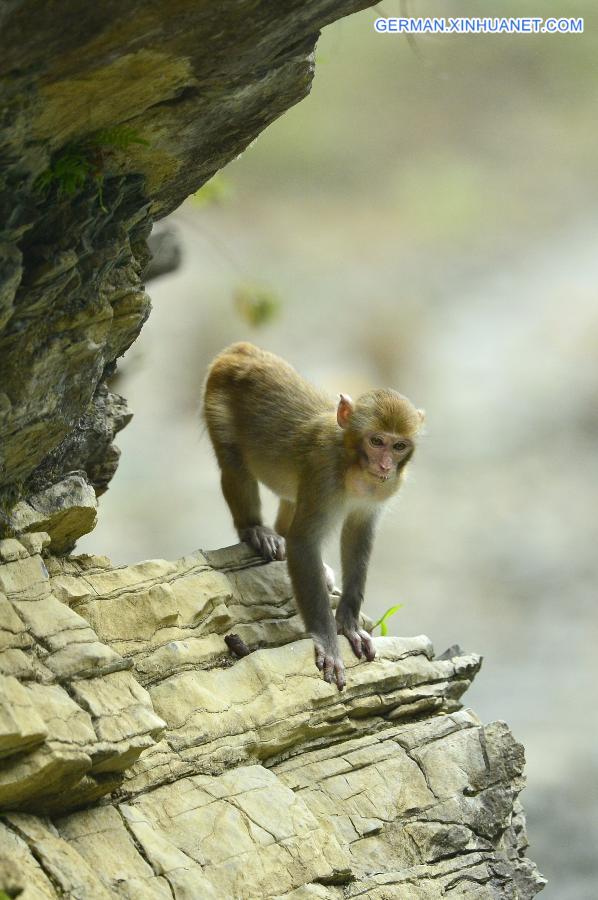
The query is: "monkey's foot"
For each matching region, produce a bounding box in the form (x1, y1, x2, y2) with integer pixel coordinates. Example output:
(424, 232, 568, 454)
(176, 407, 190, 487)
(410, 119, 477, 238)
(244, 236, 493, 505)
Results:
(313, 638, 346, 691)
(240, 526, 286, 562)
(323, 563, 337, 593)
(336, 610, 376, 662)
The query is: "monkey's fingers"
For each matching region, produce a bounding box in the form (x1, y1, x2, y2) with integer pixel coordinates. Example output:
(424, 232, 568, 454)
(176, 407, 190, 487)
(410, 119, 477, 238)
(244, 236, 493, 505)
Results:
(346, 632, 364, 659)
(242, 528, 269, 560)
(313, 643, 346, 690)
(259, 528, 287, 562)
(339, 627, 377, 663)
(314, 644, 326, 671)
(263, 536, 278, 561)
(260, 531, 279, 561)
(332, 657, 346, 691)
(358, 629, 376, 662)
(242, 526, 285, 562)
(322, 654, 345, 691)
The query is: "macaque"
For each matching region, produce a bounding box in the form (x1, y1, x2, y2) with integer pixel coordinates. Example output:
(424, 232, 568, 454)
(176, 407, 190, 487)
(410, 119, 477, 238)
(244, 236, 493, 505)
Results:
(203, 343, 424, 690)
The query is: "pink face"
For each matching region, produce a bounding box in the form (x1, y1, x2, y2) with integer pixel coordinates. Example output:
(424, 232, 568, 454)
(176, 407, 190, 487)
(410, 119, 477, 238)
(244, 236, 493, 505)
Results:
(361, 432, 413, 481)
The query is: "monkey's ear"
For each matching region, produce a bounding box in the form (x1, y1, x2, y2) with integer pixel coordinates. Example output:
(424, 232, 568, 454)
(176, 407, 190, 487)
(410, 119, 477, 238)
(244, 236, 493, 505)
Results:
(417, 408, 426, 424)
(337, 393, 354, 429)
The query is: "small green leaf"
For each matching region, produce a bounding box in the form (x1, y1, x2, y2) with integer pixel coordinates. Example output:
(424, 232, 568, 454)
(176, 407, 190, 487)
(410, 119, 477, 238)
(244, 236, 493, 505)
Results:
(372, 603, 404, 635)
(192, 174, 233, 208)
(234, 283, 281, 328)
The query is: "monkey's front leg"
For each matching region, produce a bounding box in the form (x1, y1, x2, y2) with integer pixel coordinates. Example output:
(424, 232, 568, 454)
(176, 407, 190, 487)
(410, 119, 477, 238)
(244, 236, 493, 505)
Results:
(220, 466, 285, 562)
(286, 529, 345, 690)
(336, 510, 378, 662)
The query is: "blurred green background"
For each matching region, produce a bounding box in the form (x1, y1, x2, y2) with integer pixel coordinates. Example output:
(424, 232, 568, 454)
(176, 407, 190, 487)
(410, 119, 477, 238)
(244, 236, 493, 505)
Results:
(79, 2, 598, 894)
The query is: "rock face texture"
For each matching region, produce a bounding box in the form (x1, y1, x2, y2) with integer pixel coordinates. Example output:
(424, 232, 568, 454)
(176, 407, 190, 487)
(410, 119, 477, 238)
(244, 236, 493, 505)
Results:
(0, 0, 374, 548)
(0, 538, 545, 898)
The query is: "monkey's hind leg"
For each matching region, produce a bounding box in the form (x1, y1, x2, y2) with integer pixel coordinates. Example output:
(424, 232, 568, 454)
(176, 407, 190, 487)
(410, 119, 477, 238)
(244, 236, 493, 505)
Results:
(274, 500, 295, 537)
(276, 500, 336, 589)
(219, 451, 285, 563)
(323, 563, 338, 593)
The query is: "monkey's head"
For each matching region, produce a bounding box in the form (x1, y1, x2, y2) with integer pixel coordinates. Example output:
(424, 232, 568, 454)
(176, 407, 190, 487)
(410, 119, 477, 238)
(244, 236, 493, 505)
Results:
(337, 390, 424, 483)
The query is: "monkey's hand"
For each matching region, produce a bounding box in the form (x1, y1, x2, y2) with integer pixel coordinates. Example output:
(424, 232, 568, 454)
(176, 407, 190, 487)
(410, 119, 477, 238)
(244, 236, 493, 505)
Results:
(239, 526, 286, 562)
(313, 636, 346, 691)
(335, 607, 376, 662)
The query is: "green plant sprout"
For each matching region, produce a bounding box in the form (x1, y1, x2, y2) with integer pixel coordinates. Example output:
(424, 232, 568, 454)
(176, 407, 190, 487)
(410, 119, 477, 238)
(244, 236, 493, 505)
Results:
(371, 603, 404, 636)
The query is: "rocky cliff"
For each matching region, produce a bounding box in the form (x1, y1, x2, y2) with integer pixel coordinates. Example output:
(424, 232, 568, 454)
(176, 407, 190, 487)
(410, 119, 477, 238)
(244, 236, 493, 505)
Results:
(0, 3, 545, 897)
(0, 0, 373, 548)
(0, 537, 545, 898)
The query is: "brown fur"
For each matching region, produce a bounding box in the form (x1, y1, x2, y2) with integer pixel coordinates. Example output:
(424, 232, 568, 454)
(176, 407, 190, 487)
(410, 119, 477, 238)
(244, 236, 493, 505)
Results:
(203, 343, 423, 690)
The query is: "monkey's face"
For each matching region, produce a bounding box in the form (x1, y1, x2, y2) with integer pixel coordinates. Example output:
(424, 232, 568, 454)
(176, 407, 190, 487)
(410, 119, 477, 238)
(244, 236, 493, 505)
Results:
(360, 432, 413, 482)
(337, 390, 421, 490)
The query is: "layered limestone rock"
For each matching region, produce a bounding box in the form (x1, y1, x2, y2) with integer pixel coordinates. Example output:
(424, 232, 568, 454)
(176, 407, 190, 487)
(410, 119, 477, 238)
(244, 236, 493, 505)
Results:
(0, 0, 375, 548)
(0, 537, 545, 898)
(0, 534, 166, 813)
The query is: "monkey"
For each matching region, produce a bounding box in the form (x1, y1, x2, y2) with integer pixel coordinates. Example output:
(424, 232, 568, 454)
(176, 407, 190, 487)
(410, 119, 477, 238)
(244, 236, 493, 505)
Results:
(203, 342, 424, 690)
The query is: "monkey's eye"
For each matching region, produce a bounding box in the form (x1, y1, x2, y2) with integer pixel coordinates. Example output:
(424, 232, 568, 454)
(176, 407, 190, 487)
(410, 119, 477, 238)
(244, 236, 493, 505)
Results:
(393, 441, 408, 452)
(369, 435, 384, 447)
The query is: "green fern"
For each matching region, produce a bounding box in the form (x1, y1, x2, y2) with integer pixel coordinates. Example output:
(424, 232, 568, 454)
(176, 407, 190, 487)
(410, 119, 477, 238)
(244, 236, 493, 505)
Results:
(93, 126, 149, 150)
(34, 126, 149, 200)
(34, 145, 89, 197)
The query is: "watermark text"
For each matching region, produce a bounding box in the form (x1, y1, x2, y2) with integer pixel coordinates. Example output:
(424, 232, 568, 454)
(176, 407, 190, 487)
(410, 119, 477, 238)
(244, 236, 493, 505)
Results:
(374, 17, 584, 35)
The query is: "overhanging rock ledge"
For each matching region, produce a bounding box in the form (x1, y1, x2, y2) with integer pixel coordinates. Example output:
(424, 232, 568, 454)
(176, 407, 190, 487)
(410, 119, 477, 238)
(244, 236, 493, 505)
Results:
(0, 0, 376, 546)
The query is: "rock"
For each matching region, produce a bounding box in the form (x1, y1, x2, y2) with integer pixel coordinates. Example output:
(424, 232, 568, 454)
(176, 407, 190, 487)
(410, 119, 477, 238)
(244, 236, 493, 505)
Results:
(17, 532, 51, 556)
(10, 474, 98, 554)
(0, 539, 29, 562)
(0, 541, 545, 896)
(145, 222, 183, 282)
(0, 172, 152, 539)
(24, 384, 133, 499)
(0, 676, 48, 759)
(0, 0, 377, 547)
(0, 534, 166, 813)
